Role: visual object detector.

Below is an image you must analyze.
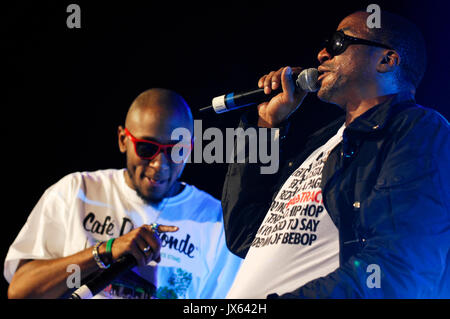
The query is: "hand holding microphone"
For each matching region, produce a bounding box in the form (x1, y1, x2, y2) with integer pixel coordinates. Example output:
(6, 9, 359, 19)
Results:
(257, 66, 310, 128)
(200, 66, 319, 128)
(70, 223, 179, 299)
(107, 223, 178, 266)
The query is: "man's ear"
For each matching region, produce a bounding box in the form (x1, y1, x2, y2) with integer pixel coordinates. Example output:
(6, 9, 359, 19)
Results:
(118, 125, 127, 153)
(377, 50, 400, 73)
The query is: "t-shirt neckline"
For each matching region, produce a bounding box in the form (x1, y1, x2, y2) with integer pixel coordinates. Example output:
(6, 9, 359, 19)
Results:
(118, 169, 193, 207)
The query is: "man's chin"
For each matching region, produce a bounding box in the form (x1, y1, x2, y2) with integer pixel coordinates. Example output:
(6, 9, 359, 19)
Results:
(136, 190, 165, 205)
(135, 184, 168, 204)
(317, 88, 332, 103)
(317, 86, 343, 108)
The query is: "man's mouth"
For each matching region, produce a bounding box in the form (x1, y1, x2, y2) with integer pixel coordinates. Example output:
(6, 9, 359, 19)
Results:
(317, 70, 330, 82)
(144, 176, 168, 187)
(318, 72, 330, 82)
(317, 66, 332, 82)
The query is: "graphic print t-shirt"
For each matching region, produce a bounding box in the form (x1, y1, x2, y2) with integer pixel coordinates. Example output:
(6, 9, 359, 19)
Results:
(4, 169, 242, 299)
(227, 124, 346, 298)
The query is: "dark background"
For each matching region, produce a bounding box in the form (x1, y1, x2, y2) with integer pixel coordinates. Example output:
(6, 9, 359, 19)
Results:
(2, 0, 449, 298)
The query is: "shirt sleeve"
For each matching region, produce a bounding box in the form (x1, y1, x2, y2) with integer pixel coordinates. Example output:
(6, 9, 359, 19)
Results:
(221, 111, 290, 258)
(270, 110, 450, 298)
(3, 175, 75, 283)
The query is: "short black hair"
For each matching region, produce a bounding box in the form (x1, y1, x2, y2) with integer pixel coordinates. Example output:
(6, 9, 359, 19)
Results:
(367, 11, 427, 89)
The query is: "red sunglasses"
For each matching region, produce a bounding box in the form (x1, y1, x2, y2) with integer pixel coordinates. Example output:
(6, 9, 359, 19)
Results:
(124, 128, 192, 163)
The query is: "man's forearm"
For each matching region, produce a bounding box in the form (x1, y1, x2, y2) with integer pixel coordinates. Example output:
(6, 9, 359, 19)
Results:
(7, 244, 108, 299)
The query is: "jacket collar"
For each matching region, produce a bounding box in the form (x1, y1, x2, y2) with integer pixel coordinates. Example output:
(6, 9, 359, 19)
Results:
(346, 91, 416, 133)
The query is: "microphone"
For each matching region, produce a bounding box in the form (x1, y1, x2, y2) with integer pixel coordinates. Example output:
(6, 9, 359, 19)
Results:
(70, 254, 137, 299)
(200, 68, 319, 114)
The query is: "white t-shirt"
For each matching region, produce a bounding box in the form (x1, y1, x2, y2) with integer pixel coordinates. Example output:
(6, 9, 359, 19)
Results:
(4, 169, 242, 299)
(227, 124, 346, 298)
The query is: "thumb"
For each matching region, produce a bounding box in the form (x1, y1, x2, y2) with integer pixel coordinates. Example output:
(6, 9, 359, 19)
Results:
(280, 66, 295, 100)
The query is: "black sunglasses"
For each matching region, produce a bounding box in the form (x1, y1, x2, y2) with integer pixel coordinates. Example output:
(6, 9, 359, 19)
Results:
(323, 30, 393, 56)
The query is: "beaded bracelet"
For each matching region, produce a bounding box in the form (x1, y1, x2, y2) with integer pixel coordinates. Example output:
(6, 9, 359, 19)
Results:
(92, 241, 110, 269)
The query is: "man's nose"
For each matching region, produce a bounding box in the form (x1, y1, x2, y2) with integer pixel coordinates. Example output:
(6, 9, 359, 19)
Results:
(317, 47, 332, 64)
(148, 151, 170, 171)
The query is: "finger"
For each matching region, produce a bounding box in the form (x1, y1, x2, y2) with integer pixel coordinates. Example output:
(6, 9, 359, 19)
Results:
(157, 225, 179, 233)
(280, 66, 295, 100)
(256, 102, 272, 128)
(271, 67, 285, 90)
(135, 235, 152, 257)
(257, 102, 269, 119)
(130, 241, 147, 267)
(264, 71, 275, 94)
(138, 236, 158, 264)
(291, 66, 304, 75)
(290, 67, 305, 95)
(258, 75, 267, 88)
(140, 227, 162, 258)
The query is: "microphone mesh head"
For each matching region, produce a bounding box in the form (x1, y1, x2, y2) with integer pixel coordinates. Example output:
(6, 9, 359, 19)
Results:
(296, 68, 319, 92)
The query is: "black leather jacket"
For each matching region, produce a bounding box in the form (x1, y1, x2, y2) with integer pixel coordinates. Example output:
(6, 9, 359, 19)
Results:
(221, 92, 450, 298)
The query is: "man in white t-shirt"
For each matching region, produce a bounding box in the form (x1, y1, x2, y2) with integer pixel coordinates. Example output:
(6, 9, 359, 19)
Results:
(5, 88, 242, 299)
(222, 11, 449, 298)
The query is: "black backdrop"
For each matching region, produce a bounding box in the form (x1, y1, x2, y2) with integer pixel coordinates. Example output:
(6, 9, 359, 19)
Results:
(3, 0, 449, 298)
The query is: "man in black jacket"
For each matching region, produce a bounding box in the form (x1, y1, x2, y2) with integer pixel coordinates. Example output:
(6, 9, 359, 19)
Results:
(222, 11, 449, 298)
